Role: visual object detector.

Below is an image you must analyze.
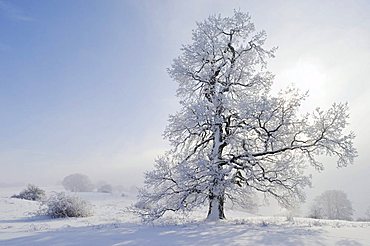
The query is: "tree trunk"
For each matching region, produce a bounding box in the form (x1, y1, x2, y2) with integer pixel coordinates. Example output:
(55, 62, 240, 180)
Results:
(206, 193, 226, 220)
(206, 88, 227, 221)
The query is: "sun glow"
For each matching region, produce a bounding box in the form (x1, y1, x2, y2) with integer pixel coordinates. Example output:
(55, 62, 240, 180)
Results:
(273, 58, 329, 110)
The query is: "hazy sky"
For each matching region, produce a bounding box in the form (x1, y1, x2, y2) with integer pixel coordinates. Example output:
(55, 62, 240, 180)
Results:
(1, 1, 370, 216)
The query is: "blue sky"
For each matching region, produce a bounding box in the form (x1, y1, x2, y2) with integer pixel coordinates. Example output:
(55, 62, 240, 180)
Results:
(1, 0, 370, 216)
(0, 0, 178, 182)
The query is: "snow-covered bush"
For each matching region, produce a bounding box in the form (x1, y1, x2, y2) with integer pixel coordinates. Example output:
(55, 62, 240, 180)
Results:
(97, 184, 113, 193)
(11, 184, 46, 201)
(62, 173, 94, 192)
(39, 192, 92, 218)
(309, 190, 353, 220)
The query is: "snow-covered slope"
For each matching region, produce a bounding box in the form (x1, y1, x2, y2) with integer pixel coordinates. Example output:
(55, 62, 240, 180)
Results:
(1, 186, 369, 245)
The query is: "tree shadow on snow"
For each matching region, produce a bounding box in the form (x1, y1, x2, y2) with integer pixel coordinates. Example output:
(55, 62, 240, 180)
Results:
(0, 215, 51, 224)
(336, 239, 363, 246)
(253, 225, 325, 246)
(0, 222, 342, 246)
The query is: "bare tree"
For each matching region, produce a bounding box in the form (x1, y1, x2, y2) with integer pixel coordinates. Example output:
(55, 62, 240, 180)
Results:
(135, 11, 357, 221)
(309, 190, 354, 220)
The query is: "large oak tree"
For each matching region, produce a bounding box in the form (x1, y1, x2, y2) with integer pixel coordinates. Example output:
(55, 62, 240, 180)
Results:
(135, 11, 357, 221)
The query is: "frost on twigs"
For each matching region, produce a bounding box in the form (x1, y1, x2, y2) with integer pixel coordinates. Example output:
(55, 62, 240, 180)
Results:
(38, 192, 92, 218)
(11, 184, 46, 201)
(135, 10, 357, 222)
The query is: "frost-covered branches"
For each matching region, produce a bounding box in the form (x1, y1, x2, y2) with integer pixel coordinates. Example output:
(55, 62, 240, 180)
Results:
(169, 11, 275, 104)
(11, 184, 46, 201)
(135, 10, 357, 222)
(39, 192, 92, 218)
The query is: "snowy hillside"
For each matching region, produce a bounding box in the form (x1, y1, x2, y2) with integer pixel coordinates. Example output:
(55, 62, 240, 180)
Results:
(0, 186, 369, 245)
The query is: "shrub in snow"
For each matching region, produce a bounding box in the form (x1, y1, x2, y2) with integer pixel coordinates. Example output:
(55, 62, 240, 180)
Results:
(11, 184, 46, 201)
(309, 190, 353, 220)
(311, 220, 323, 227)
(97, 184, 113, 193)
(261, 221, 269, 227)
(62, 173, 94, 192)
(286, 214, 295, 223)
(40, 192, 92, 218)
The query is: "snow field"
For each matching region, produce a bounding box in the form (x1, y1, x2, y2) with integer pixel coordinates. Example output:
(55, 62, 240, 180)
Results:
(0, 186, 369, 245)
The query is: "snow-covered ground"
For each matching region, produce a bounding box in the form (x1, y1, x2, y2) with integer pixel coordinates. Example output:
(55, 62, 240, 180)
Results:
(0, 186, 369, 245)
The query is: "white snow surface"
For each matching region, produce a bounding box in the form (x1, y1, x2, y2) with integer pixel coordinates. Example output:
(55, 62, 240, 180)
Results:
(0, 186, 369, 246)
